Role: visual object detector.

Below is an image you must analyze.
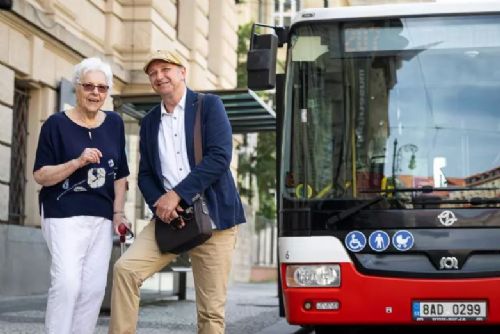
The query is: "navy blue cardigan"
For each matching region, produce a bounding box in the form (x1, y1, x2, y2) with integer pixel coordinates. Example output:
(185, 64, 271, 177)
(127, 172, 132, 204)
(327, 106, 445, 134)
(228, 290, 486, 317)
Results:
(138, 89, 246, 230)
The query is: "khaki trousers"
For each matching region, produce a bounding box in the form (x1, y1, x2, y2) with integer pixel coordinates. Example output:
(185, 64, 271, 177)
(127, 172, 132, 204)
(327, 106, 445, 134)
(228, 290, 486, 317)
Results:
(108, 220, 237, 334)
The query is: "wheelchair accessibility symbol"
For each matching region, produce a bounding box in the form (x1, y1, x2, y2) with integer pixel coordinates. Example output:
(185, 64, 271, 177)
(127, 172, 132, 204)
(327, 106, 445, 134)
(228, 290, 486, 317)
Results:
(345, 231, 366, 252)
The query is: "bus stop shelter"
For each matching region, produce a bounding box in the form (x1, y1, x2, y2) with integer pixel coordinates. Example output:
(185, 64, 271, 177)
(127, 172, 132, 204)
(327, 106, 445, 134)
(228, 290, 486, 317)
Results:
(113, 89, 276, 133)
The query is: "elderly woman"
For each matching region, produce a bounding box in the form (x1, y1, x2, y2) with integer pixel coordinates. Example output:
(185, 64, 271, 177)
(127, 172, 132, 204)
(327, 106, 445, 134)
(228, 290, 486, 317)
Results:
(33, 57, 129, 334)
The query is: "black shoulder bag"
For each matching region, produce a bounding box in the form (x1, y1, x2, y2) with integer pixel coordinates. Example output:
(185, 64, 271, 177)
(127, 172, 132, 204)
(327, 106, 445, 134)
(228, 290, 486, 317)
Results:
(154, 93, 213, 254)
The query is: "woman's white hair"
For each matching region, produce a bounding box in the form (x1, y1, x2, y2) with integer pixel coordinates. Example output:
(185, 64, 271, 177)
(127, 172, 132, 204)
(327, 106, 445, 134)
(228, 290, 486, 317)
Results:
(72, 57, 113, 90)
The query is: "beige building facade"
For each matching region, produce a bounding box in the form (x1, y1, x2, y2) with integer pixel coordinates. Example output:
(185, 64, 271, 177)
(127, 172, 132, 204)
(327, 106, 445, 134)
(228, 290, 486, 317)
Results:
(0, 0, 241, 295)
(0, 0, 238, 228)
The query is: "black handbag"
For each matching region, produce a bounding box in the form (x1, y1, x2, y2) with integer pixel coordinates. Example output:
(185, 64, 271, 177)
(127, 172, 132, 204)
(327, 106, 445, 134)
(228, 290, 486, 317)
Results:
(154, 93, 212, 254)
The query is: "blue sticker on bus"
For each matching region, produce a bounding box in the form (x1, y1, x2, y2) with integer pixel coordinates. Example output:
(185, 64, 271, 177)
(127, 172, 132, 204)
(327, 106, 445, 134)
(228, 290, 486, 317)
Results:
(345, 231, 366, 252)
(368, 230, 390, 252)
(392, 230, 414, 251)
(413, 302, 421, 318)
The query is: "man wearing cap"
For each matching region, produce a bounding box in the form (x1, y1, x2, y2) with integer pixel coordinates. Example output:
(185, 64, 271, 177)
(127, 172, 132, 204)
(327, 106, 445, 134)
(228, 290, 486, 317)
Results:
(108, 50, 246, 334)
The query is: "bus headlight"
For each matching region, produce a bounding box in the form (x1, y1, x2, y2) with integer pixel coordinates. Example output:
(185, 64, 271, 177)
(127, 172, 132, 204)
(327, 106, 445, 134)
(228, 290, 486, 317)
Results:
(286, 264, 341, 287)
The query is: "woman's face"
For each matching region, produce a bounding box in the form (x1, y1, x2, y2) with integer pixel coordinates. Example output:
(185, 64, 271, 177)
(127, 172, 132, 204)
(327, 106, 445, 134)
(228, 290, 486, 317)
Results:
(75, 70, 109, 113)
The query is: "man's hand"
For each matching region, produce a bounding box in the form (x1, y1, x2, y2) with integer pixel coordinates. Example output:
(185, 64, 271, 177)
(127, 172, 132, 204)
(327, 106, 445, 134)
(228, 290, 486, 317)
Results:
(153, 191, 181, 223)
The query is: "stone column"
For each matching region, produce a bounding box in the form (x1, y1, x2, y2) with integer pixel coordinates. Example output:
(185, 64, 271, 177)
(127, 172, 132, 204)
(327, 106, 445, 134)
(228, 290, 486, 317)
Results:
(208, 0, 238, 89)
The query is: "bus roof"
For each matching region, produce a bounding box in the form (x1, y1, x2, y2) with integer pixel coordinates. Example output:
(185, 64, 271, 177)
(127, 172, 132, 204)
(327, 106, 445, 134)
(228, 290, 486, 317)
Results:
(293, 1, 500, 25)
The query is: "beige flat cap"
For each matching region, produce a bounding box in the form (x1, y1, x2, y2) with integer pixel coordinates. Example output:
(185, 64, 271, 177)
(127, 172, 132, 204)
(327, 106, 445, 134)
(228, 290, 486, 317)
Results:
(143, 50, 185, 73)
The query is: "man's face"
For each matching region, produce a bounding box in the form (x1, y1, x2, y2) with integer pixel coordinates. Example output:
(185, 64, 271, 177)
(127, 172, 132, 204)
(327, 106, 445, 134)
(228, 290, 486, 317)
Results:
(147, 60, 186, 97)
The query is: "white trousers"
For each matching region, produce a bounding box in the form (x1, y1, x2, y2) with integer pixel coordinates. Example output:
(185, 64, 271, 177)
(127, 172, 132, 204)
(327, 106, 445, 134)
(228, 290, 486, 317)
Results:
(42, 214, 113, 334)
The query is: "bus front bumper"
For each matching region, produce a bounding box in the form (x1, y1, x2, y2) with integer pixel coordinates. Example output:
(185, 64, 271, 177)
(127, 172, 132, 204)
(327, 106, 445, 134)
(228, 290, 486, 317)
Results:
(282, 263, 500, 325)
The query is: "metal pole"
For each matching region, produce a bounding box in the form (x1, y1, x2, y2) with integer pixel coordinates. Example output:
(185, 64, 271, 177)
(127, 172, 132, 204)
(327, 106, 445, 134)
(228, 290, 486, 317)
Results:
(392, 138, 398, 187)
(120, 235, 125, 255)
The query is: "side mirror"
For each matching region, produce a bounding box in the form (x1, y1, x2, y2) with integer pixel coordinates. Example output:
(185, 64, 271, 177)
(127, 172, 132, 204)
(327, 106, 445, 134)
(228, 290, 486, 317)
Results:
(247, 33, 278, 90)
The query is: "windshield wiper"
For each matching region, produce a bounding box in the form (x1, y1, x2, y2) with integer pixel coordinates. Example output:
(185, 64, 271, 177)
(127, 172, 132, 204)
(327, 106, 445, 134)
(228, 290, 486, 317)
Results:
(325, 187, 499, 227)
(412, 197, 500, 206)
(325, 196, 385, 227)
(360, 185, 498, 194)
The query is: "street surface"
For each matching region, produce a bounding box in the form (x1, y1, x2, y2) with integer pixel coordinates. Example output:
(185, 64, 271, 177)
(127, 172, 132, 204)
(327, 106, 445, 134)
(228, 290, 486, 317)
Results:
(1, 281, 499, 334)
(0, 282, 305, 334)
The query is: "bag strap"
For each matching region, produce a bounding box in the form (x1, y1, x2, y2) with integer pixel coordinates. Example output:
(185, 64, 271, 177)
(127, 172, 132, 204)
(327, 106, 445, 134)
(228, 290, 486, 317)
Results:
(194, 93, 205, 165)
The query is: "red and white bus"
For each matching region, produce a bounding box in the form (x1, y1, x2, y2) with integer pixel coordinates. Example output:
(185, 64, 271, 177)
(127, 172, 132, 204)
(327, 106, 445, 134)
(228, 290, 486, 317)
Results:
(247, 1, 500, 332)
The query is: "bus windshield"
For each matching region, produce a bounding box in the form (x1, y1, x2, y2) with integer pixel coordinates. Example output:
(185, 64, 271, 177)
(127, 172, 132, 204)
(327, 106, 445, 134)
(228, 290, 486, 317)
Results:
(282, 14, 500, 207)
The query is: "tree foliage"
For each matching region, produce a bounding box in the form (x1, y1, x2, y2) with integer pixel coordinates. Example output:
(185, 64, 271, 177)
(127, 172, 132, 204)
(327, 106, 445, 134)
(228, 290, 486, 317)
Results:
(254, 131, 276, 220)
(237, 22, 253, 88)
(236, 22, 277, 222)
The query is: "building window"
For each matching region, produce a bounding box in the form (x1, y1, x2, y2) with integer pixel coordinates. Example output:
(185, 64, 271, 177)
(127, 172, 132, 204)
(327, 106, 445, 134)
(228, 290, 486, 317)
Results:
(273, 0, 299, 27)
(9, 85, 30, 225)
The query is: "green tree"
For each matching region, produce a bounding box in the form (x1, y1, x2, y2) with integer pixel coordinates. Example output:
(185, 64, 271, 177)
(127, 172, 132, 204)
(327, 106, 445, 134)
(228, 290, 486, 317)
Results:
(237, 22, 253, 88)
(254, 131, 276, 221)
(235, 22, 254, 204)
(236, 142, 254, 203)
(236, 22, 277, 225)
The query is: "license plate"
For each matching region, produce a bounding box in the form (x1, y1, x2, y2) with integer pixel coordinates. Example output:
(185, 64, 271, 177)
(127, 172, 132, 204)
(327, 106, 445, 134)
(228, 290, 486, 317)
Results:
(413, 301, 487, 321)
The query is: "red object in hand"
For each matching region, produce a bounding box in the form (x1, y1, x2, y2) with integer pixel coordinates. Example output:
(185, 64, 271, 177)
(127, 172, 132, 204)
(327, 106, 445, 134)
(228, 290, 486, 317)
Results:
(118, 223, 127, 236)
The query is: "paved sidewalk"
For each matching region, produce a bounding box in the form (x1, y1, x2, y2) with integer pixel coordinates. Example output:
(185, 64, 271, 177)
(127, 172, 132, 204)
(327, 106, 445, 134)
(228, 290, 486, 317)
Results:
(0, 282, 306, 334)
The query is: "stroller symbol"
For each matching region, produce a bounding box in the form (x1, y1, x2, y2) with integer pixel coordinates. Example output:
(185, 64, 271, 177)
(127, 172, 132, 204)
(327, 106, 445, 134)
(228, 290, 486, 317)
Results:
(392, 230, 414, 251)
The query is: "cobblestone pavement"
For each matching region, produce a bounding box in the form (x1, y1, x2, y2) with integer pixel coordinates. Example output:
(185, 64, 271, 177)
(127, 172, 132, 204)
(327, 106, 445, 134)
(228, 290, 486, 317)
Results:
(2, 285, 500, 334)
(0, 282, 304, 334)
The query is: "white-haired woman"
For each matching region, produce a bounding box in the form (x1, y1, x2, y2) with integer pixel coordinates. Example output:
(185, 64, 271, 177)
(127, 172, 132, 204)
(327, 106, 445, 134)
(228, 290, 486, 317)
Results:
(33, 57, 130, 334)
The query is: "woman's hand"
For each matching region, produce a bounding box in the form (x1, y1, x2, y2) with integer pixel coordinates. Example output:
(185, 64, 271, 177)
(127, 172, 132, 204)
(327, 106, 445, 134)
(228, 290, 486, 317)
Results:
(77, 148, 103, 167)
(113, 212, 131, 235)
(33, 148, 102, 186)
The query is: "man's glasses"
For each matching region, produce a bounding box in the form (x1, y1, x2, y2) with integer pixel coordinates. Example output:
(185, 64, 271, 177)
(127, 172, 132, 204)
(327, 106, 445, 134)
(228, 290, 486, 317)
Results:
(79, 83, 109, 93)
(169, 207, 194, 230)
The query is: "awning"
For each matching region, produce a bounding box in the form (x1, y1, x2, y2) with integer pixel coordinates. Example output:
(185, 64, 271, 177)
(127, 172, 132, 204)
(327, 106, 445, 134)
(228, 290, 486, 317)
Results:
(112, 89, 275, 133)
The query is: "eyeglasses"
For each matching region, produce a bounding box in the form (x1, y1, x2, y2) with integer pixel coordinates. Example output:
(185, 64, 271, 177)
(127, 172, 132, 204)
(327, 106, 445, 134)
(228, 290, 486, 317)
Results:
(169, 207, 194, 230)
(78, 83, 109, 93)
